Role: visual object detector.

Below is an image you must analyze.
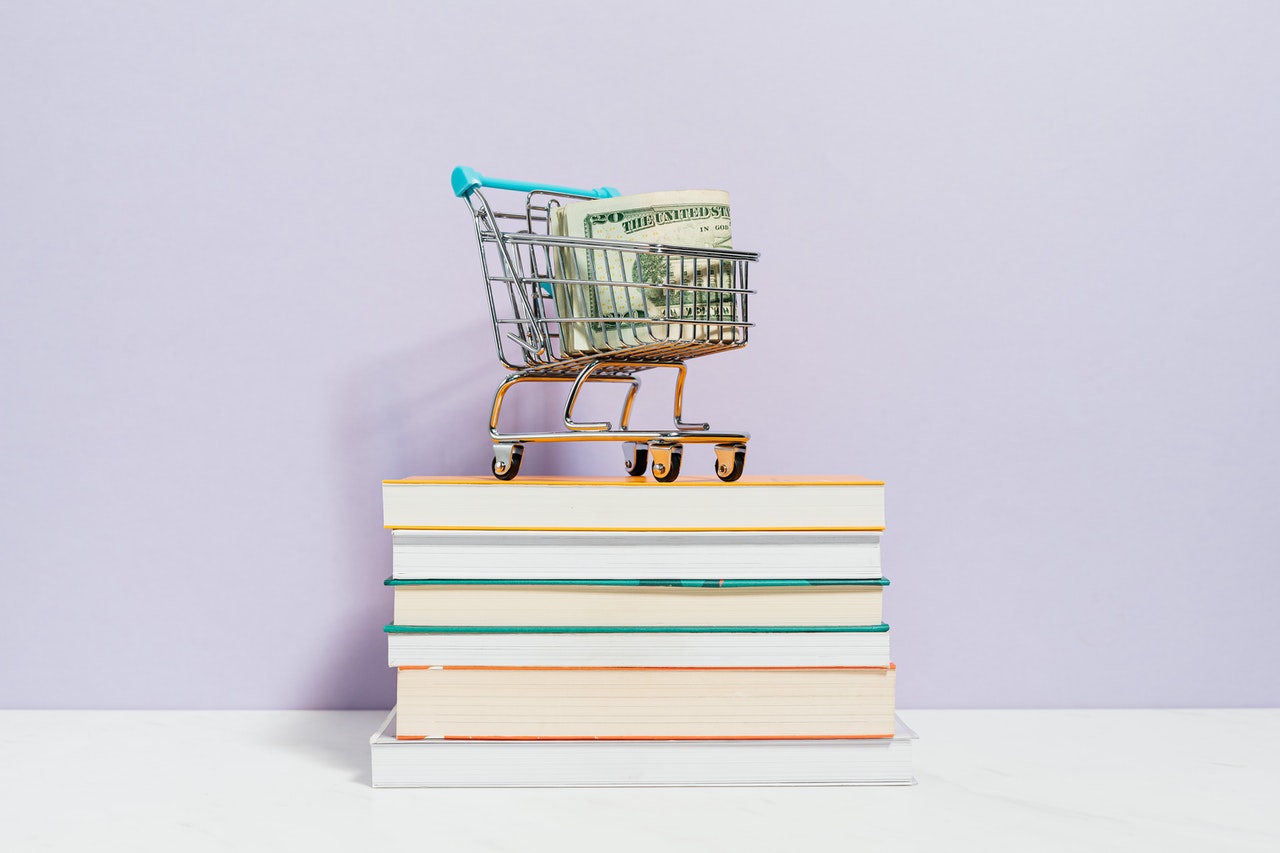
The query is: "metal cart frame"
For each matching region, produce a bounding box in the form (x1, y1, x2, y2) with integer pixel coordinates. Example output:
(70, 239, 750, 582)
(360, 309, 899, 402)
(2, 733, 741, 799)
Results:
(452, 166, 759, 483)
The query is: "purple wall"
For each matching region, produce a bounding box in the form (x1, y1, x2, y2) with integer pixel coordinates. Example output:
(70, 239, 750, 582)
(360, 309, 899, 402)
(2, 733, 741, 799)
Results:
(2, 3, 1277, 709)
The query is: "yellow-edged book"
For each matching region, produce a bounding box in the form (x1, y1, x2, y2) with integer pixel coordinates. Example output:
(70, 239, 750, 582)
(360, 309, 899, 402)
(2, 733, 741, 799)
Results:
(382, 475, 885, 531)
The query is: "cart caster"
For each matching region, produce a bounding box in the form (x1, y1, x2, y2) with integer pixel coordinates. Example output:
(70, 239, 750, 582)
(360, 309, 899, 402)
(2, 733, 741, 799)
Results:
(622, 442, 648, 477)
(714, 443, 747, 482)
(491, 443, 524, 481)
(649, 443, 683, 483)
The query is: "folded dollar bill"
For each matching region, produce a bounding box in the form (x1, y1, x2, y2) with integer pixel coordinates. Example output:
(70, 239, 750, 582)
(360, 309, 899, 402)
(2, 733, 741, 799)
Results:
(550, 190, 739, 355)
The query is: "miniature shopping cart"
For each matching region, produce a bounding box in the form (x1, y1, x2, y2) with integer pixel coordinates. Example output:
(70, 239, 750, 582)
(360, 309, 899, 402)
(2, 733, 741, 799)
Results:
(452, 166, 759, 483)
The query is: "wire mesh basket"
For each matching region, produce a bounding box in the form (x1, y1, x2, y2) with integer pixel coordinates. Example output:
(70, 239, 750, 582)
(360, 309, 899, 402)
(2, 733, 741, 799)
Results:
(454, 166, 760, 483)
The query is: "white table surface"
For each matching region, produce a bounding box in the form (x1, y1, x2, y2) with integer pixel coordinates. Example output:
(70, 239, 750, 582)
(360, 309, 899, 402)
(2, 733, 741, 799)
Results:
(1, 709, 1275, 852)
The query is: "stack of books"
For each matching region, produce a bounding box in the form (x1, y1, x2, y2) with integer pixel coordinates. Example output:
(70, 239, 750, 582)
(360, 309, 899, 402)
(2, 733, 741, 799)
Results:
(369, 475, 915, 787)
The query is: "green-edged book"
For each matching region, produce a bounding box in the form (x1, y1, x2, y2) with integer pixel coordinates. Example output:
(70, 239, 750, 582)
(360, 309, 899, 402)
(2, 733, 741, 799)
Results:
(386, 577, 889, 628)
(384, 578, 891, 667)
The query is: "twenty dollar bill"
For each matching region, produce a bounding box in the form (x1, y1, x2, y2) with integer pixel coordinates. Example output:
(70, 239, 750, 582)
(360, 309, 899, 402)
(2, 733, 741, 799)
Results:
(551, 190, 739, 354)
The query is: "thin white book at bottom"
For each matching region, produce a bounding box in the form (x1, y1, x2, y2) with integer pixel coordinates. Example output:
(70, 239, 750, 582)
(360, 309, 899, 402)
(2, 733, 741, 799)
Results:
(369, 708, 916, 788)
(386, 629, 891, 667)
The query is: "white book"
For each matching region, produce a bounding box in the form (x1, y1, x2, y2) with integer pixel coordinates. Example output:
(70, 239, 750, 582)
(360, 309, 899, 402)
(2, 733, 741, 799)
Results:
(386, 628, 891, 668)
(382, 475, 886, 532)
(388, 578, 887, 625)
(369, 708, 916, 787)
(391, 530, 882, 580)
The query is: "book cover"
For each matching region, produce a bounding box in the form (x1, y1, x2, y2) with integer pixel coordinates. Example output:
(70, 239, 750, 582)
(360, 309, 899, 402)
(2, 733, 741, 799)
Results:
(386, 578, 888, 628)
(366, 701, 916, 783)
(391, 530, 884, 580)
(382, 475, 886, 531)
(370, 708, 917, 787)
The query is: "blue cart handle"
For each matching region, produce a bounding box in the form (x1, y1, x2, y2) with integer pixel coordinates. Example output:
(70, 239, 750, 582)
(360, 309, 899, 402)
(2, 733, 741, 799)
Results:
(451, 165, 620, 199)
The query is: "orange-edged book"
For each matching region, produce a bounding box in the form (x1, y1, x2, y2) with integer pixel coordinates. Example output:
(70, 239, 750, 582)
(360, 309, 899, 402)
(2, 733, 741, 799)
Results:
(381, 475, 885, 532)
(395, 665, 896, 740)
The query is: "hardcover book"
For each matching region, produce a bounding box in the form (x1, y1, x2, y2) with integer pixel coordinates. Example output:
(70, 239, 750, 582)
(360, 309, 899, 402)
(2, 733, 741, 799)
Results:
(382, 475, 886, 531)
(387, 578, 888, 627)
(385, 625, 891, 667)
(390, 530, 883, 580)
(395, 665, 897, 739)
(371, 708, 917, 787)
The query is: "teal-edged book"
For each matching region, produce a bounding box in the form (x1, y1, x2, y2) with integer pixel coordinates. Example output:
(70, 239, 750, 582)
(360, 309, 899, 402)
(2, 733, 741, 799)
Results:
(386, 578, 889, 628)
(383, 578, 891, 668)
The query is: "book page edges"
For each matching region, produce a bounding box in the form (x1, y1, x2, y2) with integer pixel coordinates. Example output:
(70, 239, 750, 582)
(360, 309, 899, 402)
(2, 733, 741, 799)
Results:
(397, 663, 896, 671)
(383, 475, 884, 487)
(395, 732, 897, 741)
(384, 624, 891, 633)
(385, 525, 886, 532)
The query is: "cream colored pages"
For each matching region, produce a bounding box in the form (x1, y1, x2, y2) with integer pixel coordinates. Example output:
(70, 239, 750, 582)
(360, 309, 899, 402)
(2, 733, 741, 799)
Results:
(391, 584, 884, 627)
(397, 667, 896, 738)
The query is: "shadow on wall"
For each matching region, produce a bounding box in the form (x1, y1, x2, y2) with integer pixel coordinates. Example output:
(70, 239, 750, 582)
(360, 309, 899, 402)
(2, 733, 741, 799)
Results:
(305, 319, 688, 713)
(304, 320, 575, 711)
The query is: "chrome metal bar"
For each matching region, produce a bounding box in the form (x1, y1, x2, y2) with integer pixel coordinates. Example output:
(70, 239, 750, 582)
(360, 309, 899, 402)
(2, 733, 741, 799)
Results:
(503, 231, 760, 262)
(467, 196, 520, 371)
(491, 275, 754, 296)
(493, 429, 750, 444)
(618, 378, 641, 430)
(671, 362, 709, 431)
(470, 191, 547, 358)
(507, 313, 749, 329)
(489, 372, 640, 437)
(562, 360, 612, 431)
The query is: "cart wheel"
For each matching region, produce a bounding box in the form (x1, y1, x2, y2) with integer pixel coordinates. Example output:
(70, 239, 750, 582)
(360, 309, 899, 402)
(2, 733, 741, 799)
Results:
(491, 444, 524, 481)
(649, 443, 683, 483)
(622, 442, 648, 477)
(714, 443, 747, 483)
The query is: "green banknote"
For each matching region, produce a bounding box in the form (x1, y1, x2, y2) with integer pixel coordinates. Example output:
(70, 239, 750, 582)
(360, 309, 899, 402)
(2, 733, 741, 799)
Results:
(551, 190, 738, 355)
